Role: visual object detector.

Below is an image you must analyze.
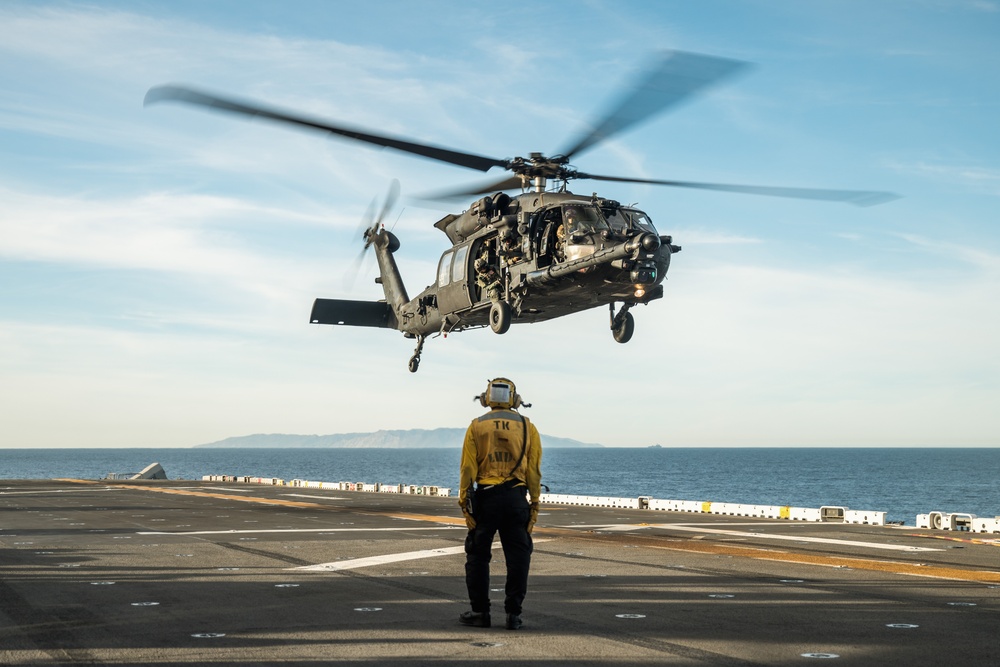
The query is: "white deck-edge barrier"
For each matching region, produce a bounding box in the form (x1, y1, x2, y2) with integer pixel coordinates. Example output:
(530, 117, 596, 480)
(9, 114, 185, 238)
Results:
(198, 476, 884, 524)
(201, 475, 452, 497)
(916, 511, 991, 532)
(971, 517, 1000, 534)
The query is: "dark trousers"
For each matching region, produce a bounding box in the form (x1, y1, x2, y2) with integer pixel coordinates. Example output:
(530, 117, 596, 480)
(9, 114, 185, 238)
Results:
(464, 482, 533, 615)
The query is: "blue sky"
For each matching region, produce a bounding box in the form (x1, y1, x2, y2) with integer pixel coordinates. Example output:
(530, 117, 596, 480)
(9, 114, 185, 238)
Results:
(1, 1, 998, 448)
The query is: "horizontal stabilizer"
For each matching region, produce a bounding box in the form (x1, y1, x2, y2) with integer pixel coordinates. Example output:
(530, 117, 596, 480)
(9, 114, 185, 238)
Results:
(310, 298, 392, 328)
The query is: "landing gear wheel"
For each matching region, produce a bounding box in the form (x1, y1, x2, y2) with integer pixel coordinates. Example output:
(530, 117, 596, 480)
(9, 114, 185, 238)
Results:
(408, 335, 424, 373)
(612, 311, 634, 343)
(489, 301, 512, 334)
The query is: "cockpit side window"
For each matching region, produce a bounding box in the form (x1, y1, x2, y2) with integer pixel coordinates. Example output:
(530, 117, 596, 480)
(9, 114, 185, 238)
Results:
(626, 209, 657, 234)
(606, 210, 628, 234)
(437, 250, 454, 286)
(607, 208, 657, 235)
(452, 244, 469, 283)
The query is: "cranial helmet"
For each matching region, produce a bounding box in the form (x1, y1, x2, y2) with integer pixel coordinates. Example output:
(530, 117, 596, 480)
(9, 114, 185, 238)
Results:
(478, 377, 522, 410)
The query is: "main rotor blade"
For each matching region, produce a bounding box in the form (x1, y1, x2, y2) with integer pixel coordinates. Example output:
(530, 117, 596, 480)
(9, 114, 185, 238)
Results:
(144, 85, 507, 173)
(414, 175, 525, 201)
(577, 173, 900, 207)
(559, 51, 749, 161)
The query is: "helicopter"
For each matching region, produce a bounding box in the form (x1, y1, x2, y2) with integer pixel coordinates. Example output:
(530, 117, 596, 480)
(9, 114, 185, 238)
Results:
(145, 51, 897, 372)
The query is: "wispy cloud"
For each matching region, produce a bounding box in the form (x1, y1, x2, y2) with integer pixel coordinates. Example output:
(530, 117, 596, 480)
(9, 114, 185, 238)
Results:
(889, 160, 1000, 195)
(672, 229, 763, 245)
(894, 232, 1000, 273)
(1, 188, 338, 299)
(964, 0, 999, 12)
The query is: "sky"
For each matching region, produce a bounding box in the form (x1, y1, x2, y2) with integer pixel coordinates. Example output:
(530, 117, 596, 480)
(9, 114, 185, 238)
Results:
(1, 0, 998, 448)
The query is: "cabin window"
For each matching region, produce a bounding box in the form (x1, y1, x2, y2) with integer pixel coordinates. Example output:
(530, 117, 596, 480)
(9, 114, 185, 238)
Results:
(452, 244, 469, 283)
(437, 251, 453, 286)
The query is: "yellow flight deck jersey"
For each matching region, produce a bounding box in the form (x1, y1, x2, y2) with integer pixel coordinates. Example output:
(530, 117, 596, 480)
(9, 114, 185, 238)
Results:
(459, 408, 542, 503)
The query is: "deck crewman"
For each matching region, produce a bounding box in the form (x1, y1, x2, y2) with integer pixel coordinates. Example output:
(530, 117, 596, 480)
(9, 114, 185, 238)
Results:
(458, 377, 542, 630)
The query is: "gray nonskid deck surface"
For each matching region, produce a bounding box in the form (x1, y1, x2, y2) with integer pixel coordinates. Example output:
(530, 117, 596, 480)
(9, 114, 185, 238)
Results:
(1, 479, 997, 665)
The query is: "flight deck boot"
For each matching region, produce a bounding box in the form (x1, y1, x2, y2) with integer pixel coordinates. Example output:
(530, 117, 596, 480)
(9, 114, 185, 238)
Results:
(459, 611, 491, 628)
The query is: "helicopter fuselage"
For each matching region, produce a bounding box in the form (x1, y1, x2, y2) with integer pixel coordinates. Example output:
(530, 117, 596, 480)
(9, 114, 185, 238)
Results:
(310, 189, 681, 370)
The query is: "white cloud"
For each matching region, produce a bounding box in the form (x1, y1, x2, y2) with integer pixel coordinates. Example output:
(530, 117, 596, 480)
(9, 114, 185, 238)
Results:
(672, 229, 763, 245)
(888, 160, 1000, 196)
(895, 233, 1000, 273)
(967, 1, 999, 12)
(0, 187, 345, 303)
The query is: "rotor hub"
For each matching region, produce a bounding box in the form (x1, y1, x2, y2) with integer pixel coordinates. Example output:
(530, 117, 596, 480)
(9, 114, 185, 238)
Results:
(504, 154, 577, 192)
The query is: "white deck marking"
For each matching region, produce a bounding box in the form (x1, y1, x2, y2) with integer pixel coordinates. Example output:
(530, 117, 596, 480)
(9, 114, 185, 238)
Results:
(294, 545, 467, 571)
(568, 521, 836, 529)
(0, 488, 124, 495)
(657, 525, 942, 552)
(137, 527, 463, 536)
(564, 524, 652, 532)
(562, 523, 941, 552)
(294, 539, 551, 572)
(192, 486, 255, 493)
(282, 494, 346, 500)
(164, 486, 255, 493)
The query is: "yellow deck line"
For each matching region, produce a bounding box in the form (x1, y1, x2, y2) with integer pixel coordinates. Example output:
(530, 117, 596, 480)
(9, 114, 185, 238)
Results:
(908, 532, 1000, 547)
(61, 479, 335, 509)
(639, 539, 1000, 583)
(59, 479, 464, 524)
(379, 511, 465, 526)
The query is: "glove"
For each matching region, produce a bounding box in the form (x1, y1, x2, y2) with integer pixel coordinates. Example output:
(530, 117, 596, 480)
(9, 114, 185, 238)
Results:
(527, 502, 539, 534)
(459, 496, 476, 530)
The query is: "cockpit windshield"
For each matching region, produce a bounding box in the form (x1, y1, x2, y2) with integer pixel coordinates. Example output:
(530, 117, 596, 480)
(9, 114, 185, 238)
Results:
(561, 204, 610, 238)
(607, 208, 657, 235)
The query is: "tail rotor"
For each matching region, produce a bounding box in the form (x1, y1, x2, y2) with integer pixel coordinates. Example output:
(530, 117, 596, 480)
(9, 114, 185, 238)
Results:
(363, 178, 400, 250)
(345, 179, 401, 289)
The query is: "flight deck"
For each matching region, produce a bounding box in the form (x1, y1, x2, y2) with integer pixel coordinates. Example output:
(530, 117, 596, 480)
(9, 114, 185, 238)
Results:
(1, 478, 998, 665)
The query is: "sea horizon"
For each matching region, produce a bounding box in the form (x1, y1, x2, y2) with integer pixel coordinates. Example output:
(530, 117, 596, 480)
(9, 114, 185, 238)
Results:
(3, 447, 998, 526)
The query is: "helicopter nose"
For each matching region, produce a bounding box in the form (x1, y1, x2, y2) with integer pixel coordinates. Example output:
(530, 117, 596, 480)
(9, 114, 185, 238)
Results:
(641, 233, 661, 252)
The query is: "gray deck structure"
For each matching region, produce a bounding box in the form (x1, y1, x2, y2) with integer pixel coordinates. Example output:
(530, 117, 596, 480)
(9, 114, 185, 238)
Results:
(1, 479, 997, 665)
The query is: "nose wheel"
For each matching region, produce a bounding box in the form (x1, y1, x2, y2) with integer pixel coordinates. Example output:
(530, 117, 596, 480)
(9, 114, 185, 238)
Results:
(610, 303, 634, 344)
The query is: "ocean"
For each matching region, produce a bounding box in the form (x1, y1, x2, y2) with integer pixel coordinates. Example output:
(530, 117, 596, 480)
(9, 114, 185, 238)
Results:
(2, 447, 998, 526)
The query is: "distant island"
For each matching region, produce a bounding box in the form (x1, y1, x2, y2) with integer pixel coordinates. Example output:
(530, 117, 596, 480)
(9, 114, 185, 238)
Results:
(195, 428, 604, 449)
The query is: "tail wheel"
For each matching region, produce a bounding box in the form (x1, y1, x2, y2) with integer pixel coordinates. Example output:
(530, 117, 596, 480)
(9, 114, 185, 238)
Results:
(489, 301, 512, 334)
(407, 334, 424, 373)
(612, 311, 634, 343)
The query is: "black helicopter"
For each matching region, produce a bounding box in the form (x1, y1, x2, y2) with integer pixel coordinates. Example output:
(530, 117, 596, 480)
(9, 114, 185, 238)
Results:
(145, 51, 896, 372)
